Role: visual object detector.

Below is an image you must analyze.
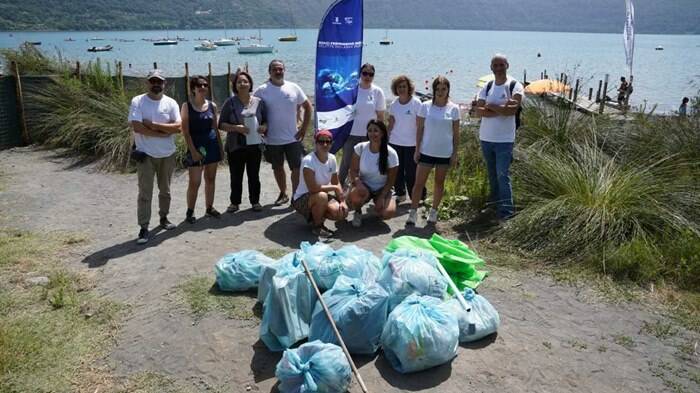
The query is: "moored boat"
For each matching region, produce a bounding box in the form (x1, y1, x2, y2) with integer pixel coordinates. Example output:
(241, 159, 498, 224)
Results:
(87, 44, 113, 52)
(194, 40, 217, 51)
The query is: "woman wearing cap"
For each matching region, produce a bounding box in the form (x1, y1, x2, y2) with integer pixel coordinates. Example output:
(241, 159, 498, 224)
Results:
(347, 120, 399, 227)
(181, 75, 224, 223)
(219, 71, 267, 213)
(338, 63, 386, 185)
(292, 130, 348, 238)
(387, 74, 424, 204)
(407, 75, 460, 226)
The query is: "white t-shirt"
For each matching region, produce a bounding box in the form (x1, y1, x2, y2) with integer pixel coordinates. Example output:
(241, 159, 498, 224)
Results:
(128, 94, 181, 158)
(350, 84, 386, 136)
(354, 141, 399, 192)
(388, 97, 421, 146)
(294, 152, 338, 201)
(254, 81, 308, 145)
(478, 78, 524, 143)
(418, 101, 461, 158)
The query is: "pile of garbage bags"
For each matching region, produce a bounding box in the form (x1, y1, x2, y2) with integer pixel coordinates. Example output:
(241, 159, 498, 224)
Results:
(213, 236, 499, 377)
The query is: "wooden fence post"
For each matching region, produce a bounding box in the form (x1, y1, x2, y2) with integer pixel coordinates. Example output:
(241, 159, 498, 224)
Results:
(184, 62, 190, 98)
(599, 74, 609, 114)
(227, 62, 232, 97)
(523, 69, 527, 84)
(596, 80, 603, 103)
(573, 79, 580, 102)
(153, 62, 158, 69)
(75, 61, 81, 79)
(11, 61, 30, 145)
(208, 63, 214, 102)
(117, 61, 124, 92)
(588, 87, 593, 101)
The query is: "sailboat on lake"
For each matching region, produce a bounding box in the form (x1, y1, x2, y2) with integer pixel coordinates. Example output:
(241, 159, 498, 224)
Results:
(278, 0, 298, 42)
(238, 29, 274, 54)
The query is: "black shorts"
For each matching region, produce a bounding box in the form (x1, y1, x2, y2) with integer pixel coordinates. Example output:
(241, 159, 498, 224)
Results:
(263, 141, 305, 170)
(418, 153, 451, 167)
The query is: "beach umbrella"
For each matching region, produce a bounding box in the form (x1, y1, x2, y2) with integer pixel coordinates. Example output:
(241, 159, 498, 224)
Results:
(476, 74, 494, 88)
(524, 79, 571, 94)
(476, 74, 515, 88)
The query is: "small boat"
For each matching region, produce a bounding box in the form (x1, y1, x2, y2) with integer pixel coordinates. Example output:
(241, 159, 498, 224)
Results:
(213, 37, 237, 46)
(655, 45, 664, 50)
(379, 29, 393, 45)
(64, 38, 75, 42)
(194, 40, 217, 51)
(153, 39, 178, 46)
(238, 42, 274, 54)
(87, 45, 113, 52)
(278, 35, 297, 42)
(89, 37, 105, 41)
(238, 30, 274, 54)
(28, 41, 41, 46)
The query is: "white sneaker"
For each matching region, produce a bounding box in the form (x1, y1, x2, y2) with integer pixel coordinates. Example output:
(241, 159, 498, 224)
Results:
(406, 209, 417, 225)
(396, 194, 407, 203)
(352, 211, 362, 227)
(427, 208, 438, 224)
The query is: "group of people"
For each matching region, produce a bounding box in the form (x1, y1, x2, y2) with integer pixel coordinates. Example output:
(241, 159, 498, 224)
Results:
(128, 55, 523, 243)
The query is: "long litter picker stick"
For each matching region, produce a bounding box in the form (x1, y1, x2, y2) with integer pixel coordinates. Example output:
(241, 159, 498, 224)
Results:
(297, 254, 370, 393)
(435, 259, 471, 313)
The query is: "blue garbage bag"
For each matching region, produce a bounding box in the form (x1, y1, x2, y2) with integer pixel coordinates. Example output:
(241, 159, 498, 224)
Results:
(377, 249, 448, 311)
(309, 275, 389, 354)
(444, 288, 500, 342)
(214, 250, 276, 292)
(258, 252, 300, 303)
(276, 340, 352, 393)
(301, 242, 381, 290)
(380, 294, 459, 373)
(260, 252, 318, 351)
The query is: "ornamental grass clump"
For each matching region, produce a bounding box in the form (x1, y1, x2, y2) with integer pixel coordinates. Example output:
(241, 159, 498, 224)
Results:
(502, 138, 700, 260)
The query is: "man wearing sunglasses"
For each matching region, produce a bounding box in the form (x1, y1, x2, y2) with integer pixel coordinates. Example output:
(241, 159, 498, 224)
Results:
(254, 59, 313, 206)
(127, 69, 182, 244)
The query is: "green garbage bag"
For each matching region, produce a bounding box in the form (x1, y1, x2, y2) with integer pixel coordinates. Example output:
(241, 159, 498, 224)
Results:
(386, 235, 489, 290)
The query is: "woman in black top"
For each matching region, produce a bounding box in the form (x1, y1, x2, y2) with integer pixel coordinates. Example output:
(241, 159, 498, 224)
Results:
(219, 71, 267, 212)
(181, 75, 223, 223)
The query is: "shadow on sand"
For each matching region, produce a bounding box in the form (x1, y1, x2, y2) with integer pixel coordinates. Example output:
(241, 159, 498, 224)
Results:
(81, 205, 290, 268)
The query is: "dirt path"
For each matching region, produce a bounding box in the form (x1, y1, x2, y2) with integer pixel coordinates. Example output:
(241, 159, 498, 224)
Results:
(1, 146, 698, 392)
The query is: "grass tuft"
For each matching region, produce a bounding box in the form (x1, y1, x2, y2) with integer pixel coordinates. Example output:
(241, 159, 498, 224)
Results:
(176, 275, 258, 321)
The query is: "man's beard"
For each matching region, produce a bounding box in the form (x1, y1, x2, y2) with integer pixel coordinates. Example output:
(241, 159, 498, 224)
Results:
(150, 86, 163, 94)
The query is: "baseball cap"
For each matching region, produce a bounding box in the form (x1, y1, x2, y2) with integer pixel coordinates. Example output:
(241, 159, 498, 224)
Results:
(147, 69, 166, 81)
(315, 129, 333, 141)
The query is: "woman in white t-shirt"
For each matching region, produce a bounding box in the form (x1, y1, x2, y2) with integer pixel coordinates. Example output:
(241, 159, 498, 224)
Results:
(407, 76, 461, 226)
(347, 120, 399, 227)
(338, 63, 386, 184)
(291, 129, 348, 238)
(388, 74, 425, 204)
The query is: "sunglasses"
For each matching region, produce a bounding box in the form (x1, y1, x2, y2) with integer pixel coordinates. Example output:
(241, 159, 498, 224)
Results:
(361, 71, 374, 77)
(148, 79, 164, 85)
(196, 83, 209, 88)
(316, 139, 332, 145)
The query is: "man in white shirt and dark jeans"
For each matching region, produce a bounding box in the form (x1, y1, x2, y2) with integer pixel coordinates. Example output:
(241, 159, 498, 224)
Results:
(254, 59, 313, 205)
(128, 69, 182, 244)
(476, 54, 524, 222)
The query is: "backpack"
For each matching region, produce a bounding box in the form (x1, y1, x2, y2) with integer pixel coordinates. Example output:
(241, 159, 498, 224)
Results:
(485, 79, 522, 129)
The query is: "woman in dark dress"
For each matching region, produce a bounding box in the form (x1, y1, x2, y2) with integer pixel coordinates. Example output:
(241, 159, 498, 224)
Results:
(219, 71, 267, 212)
(181, 75, 224, 223)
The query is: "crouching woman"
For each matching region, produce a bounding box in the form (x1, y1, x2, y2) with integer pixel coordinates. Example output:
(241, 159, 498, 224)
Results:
(291, 130, 348, 238)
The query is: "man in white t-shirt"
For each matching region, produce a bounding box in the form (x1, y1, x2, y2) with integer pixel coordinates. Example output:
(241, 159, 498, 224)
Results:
(127, 69, 182, 244)
(476, 54, 524, 222)
(254, 59, 313, 206)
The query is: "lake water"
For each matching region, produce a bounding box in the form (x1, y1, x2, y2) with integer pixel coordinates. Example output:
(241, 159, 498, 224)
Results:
(1, 29, 699, 112)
